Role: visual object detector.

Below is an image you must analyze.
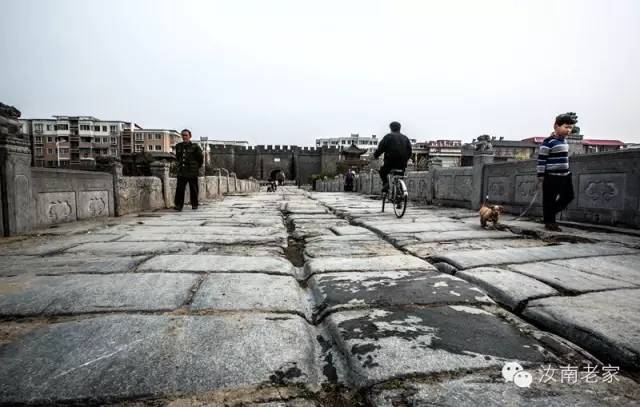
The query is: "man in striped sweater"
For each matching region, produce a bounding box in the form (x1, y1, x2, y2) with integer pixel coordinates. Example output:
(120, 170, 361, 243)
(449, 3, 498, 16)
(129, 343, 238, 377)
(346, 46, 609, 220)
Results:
(537, 113, 576, 231)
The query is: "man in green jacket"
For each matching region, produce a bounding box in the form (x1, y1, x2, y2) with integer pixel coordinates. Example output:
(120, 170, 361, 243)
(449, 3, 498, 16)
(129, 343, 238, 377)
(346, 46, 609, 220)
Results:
(174, 129, 204, 211)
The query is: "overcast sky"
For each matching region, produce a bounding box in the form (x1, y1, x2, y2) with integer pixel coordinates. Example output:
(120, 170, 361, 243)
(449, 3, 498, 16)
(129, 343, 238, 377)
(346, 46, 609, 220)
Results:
(2, 0, 639, 144)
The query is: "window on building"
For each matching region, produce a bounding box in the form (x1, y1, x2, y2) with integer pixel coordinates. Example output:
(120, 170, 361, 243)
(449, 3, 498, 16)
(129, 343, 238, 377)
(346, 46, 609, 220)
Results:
(35, 160, 45, 167)
(111, 137, 117, 145)
(135, 134, 144, 141)
(46, 124, 52, 131)
(111, 148, 118, 155)
(35, 136, 43, 143)
(47, 148, 54, 155)
(35, 147, 43, 156)
(94, 125, 100, 132)
(80, 125, 91, 131)
(34, 123, 43, 132)
(135, 145, 144, 152)
(102, 125, 107, 132)
(147, 134, 153, 140)
(155, 145, 162, 151)
(60, 148, 69, 155)
(155, 133, 162, 140)
(147, 145, 153, 151)
(55, 124, 69, 131)
(46, 136, 52, 143)
(102, 137, 109, 143)
(109, 125, 117, 132)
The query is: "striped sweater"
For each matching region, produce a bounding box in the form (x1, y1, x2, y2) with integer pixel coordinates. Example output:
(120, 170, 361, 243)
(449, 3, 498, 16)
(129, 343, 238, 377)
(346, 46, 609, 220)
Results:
(537, 134, 570, 177)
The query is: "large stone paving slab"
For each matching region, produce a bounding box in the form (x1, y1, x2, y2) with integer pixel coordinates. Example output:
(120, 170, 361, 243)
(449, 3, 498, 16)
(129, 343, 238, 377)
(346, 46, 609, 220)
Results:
(191, 273, 310, 317)
(508, 262, 637, 294)
(138, 255, 296, 276)
(524, 289, 640, 370)
(456, 267, 559, 311)
(0, 314, 320, 404)
(0, 254, 143, 277)
(119, 233, 287, 246)
(431, 243, 638, 270)
(323, 307, 549, 387)
(66, 241, 200, 255)
(302, 255, 435, 279)
(409, 229, 517, 242)
(303, 240, 399, 259)
(356, 221, 472, 236)
(0, 234, 123, 256)
(547, 255, 640, 286)
(309, 271, 493, 321)
(0, 273, 198, 316)
(403, 238, 546, 259)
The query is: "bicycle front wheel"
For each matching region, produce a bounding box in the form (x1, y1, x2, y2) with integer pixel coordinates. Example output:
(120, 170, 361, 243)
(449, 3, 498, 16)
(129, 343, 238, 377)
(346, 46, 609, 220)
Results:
(393, 181, 408, 218)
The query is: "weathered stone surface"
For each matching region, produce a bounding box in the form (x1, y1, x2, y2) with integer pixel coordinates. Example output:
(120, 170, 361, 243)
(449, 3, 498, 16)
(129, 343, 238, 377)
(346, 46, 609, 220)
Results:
(0, 314, 320, 404)
(547, 255, 640, 285)
(138, 255, 296, 276)
(0, 254, 143, 277)
(324, 307, 549, 387)
(524, 289, 640, 370)
(303, 255, 435, 279)
(117, 225, 285, 236)
(304, 241, 399, 259)
(0, 273, 198, 316)
(410, 229, 518, 242)
(358, 221, 472, 236)
(403, 238, 545, 259)
(508, 262, 637, 293)
(456, 267, 559, 311)
(201, 245, 285, 257)
(119, 233, 286, 245)
(330, 226, 377, 236)
(432, 243, 638, 270)
(309, 272, 493, 321)
(369, 371, 640, 407)
(0, 234, 122, 256)
(66, 241, 199, 255)
(191, 273, 309, 316)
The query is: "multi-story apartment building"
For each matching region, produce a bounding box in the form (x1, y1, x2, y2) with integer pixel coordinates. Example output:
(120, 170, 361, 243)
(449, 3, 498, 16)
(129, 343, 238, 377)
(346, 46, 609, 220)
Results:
(20, 116, 132, 168)
(413, 140, 462, 169)
(316, 134, 417, 156)
(130, 129, 181, 154)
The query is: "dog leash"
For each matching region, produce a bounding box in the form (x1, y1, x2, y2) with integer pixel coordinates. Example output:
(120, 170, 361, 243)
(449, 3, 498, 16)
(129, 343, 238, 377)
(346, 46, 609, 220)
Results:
(513, 191, 539, 221)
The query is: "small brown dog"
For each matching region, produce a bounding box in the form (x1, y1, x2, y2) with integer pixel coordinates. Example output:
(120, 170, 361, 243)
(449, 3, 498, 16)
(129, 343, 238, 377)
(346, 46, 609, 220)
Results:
(479, 204, 503, 228)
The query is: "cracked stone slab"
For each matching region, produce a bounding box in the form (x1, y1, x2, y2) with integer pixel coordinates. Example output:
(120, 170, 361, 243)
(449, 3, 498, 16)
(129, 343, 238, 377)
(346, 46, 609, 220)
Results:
(524, 289, 640, 370)
(303, 255, 435, 279)
(0, 314, 320, 404)
(431, 243, 638, 270)
(0, 273, 198, 316)
(304, 241, 399, 259)
(309, 271, 493, 321)
(456, 267, 559, 311)
(119, 233, 287, 246)
(330, 226, 377, 236)
(324, 307, 549, 387)
(66, 241, 200, 255)
(546, 255, 640, 286)
(0, 255, 143, 277)
(369, 371, 640, 407)
(508, 262, 637, 294)
(138, 255, 296, 276)
(0, 234, 123, 256)
(409, 229, 519, 243)
(116, 226, 285, 236)
(201, 245, 285, 257)
(304, 234, 382, 244)
(357, 221, 473, 236)
(403, 238, 546, 259)
(191, 273, 310, 317)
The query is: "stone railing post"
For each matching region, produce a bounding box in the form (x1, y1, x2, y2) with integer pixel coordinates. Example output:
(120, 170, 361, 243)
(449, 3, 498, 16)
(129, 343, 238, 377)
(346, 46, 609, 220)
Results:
(221, 168, 230, 193)
(471, 150, 494, 210)
(0, 103, 33, 236)
(110, 160, 124, 215)
(150, 160, 172, 208)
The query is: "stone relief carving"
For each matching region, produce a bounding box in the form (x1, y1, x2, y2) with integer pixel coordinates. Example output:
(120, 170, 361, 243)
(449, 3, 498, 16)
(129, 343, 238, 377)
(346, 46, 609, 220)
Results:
(487, 176, 510, 202)
(48, 200, 73, 222)
(88, 197, 106, 216)
(453, 176, 472, 200)
(578, 173, 625, 210)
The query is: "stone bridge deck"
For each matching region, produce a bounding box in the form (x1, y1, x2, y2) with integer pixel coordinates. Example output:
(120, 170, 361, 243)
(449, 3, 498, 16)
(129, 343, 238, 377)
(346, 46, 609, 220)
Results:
(0, 188, 639, 406)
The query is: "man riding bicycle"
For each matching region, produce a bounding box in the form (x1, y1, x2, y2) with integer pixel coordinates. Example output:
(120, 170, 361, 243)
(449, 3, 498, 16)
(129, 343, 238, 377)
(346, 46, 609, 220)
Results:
(373, 121, 413, 193)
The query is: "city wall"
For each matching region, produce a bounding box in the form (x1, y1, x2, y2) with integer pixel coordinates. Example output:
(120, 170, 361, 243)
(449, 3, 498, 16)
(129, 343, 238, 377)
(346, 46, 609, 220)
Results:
(316, 149, 640, 228)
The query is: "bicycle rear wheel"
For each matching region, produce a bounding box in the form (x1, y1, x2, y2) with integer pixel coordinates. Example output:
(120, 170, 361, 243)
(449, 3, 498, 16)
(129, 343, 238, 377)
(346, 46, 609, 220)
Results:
(393, 181, 408, 218)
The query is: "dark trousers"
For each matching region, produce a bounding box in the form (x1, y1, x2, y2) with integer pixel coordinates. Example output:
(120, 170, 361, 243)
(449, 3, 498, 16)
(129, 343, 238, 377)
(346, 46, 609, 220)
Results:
(379, 163, 405, 187)
(542, 174, 574, 224)
(175, 176, 199, 209)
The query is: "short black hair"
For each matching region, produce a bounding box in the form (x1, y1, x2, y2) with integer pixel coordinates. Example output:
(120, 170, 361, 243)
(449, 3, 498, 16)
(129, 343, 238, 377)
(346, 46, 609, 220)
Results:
(554, 114, 577, 127)
(389, 121, 401, 132)
(181, 129, 192, 136)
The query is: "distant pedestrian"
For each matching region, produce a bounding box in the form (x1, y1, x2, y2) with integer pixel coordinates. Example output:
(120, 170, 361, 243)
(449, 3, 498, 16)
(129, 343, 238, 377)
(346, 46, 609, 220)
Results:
(344, 168, 354, 192)
(537, 113, 576, 231)
(174, 129, 204, 211)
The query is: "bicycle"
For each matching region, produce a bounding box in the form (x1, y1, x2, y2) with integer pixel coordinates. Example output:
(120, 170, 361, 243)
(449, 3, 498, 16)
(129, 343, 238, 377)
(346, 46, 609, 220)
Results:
(381, 169, 408, 218)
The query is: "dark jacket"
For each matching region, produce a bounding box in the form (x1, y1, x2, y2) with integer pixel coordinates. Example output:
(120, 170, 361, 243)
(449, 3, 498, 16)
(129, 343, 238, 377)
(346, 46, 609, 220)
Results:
(175, 142, 204, 178)
(373, 131, 412, 166)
